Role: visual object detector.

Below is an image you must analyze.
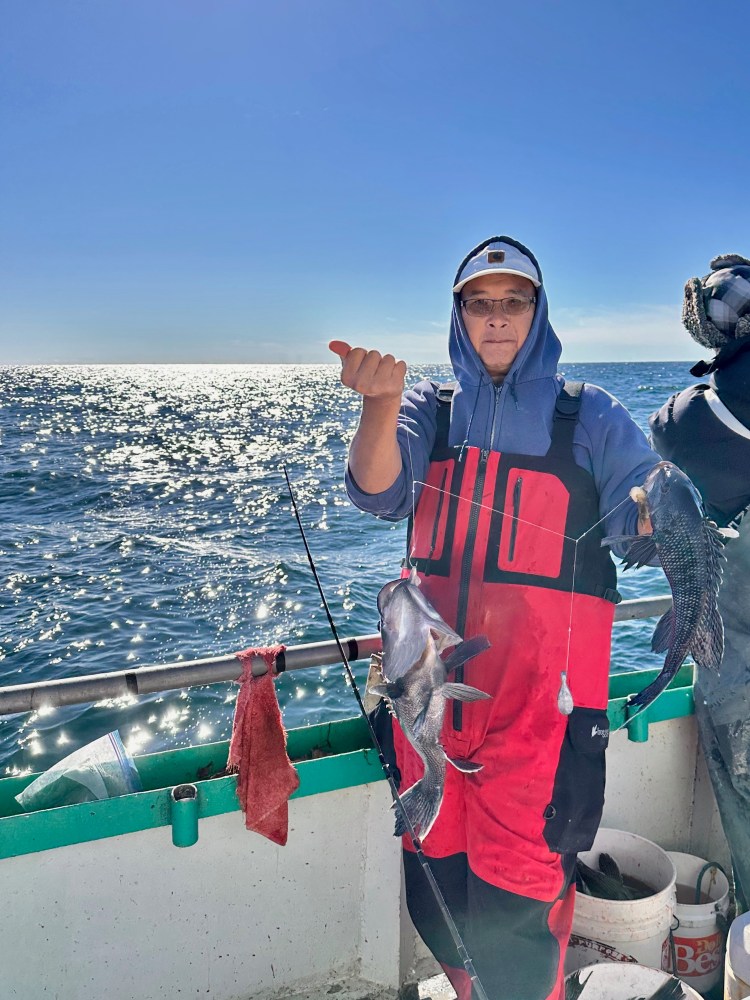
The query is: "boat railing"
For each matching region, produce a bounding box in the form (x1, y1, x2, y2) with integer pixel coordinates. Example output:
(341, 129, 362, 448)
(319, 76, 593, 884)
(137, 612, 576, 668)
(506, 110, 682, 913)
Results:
(0, 595, 671, 717)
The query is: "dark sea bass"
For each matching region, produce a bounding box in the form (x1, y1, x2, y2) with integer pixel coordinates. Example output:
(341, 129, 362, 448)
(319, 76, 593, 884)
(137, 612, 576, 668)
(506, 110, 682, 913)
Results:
(372, 569, 490, 838)
(603, 461, 727, 712)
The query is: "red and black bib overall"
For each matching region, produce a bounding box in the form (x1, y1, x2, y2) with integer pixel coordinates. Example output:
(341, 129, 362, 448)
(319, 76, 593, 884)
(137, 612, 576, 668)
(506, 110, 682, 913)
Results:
(394, 381, 618, 1000)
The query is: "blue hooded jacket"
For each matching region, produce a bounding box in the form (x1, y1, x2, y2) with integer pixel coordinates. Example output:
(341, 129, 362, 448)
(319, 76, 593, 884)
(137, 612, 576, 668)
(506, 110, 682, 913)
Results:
(346, 236, 658, 544)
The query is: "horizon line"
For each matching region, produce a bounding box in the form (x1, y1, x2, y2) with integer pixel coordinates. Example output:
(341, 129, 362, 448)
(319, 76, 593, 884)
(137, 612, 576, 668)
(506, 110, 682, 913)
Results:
(0, 358, 697, 367)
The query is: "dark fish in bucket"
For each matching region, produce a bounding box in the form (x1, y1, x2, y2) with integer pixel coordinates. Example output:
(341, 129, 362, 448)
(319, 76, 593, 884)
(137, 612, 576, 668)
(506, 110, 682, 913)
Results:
(371, 568, 490, 838)
(575, 852, 650, 901)
(603, 461, 731, 712)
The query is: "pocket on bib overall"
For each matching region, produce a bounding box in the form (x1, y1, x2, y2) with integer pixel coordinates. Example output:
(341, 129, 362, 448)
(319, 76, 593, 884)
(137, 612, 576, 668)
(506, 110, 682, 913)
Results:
(542, 707, 609, 854)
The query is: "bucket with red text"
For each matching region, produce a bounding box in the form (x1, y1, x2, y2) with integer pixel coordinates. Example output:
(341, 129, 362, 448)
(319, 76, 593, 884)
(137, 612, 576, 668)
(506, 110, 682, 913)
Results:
(662, 852, 729, 994)
(567, 829, 676, 976)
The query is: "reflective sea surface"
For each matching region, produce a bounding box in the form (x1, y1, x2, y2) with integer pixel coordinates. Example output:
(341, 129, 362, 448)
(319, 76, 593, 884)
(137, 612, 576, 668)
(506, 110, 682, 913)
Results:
(0, 362, 695, 773)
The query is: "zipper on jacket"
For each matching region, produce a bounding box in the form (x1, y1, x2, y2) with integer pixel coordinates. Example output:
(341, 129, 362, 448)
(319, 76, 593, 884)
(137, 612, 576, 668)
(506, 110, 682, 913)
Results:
(508, 476, 523, 562)
(425, 468, 448, 576)
(452, 386, 501, 731)
(489, 384, 502, 445)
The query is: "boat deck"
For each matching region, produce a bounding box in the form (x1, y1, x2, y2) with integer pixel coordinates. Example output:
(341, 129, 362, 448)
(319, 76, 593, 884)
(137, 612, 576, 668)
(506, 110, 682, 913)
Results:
(416, 974, 455, 999)
(279, 976, 452, 999)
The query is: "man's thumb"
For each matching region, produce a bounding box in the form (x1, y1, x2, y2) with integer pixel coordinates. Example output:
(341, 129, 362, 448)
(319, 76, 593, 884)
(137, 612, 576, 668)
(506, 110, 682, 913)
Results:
(328, 340, 351, 360)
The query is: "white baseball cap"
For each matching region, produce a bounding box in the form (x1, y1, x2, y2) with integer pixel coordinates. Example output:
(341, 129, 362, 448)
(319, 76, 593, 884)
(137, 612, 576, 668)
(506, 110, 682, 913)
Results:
(453, 241, 541, 294)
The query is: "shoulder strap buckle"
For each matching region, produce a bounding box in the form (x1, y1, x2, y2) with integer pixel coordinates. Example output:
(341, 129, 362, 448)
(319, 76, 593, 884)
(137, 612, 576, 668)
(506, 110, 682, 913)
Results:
(555, 380, 584, 420)
(435, 380, 457, 405)
(430, 381, 457, 456)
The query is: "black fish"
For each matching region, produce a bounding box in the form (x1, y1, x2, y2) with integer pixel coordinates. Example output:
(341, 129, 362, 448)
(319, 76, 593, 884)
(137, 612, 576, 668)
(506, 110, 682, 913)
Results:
(597, 851, 623, 883)
(575, 857, 639, 901)
(603, 461, 728, 712)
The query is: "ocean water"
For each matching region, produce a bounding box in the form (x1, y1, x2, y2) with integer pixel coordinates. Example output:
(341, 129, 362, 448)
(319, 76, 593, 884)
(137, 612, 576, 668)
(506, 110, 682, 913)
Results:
(0, 361, 696, 775)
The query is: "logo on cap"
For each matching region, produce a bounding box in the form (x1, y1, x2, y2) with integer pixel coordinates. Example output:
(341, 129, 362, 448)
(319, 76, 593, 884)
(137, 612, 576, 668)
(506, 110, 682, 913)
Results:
(487, 251, 505, 264)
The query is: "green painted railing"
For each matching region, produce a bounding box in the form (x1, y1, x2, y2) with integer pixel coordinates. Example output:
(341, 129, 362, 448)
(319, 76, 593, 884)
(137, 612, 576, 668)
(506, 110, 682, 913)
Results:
(0, 665, 695, 862)
(608, 662, 695, 742)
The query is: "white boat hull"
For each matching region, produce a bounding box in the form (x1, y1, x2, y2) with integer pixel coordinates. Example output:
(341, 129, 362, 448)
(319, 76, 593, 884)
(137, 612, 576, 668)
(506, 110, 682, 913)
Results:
(0, 716, 729, 999)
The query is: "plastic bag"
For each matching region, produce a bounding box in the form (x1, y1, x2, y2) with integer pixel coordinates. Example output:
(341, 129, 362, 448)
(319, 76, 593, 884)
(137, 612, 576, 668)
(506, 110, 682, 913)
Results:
(15, 730, 142, 811)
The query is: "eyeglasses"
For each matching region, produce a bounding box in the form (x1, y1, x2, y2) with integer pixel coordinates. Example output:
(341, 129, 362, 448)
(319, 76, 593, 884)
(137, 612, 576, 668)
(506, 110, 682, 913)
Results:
(461, 295, 536, 318)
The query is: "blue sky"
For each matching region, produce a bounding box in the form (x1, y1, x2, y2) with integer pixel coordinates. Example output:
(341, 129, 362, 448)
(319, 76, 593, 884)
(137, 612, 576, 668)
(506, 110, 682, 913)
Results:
(1, 1, 748, 364)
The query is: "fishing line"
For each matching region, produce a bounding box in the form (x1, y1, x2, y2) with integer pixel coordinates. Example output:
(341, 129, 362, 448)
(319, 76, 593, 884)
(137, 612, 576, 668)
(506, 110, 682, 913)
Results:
(282, 464, 491, 1000)
(414, 473, 653, 730)
(570, 495, 659, 734)
(417, 477, 626, 705)
(414, 479, 582, 544)
(400, 393, 419, 569)
(561, 495, 633, 701)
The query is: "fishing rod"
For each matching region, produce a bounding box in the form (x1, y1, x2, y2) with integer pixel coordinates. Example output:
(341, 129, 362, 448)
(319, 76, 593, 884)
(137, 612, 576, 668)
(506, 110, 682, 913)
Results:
(282, 465, 490, 1000)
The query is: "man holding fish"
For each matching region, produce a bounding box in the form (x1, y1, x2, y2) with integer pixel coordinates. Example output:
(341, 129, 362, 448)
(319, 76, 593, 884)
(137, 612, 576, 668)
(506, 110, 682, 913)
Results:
(329, 237, 719, 1000)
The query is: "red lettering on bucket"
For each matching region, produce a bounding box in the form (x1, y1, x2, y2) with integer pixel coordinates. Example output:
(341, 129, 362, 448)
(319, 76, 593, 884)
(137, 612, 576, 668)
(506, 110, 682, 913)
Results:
(662, 932, 722, 977)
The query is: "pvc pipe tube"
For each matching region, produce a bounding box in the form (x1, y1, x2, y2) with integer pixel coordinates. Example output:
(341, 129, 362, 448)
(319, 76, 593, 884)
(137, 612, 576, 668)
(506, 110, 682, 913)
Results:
(0, 634, 383, 717)
(626, 703, 650, 743)
(171, 784, 199, 848)
(0, 596, 670, 718)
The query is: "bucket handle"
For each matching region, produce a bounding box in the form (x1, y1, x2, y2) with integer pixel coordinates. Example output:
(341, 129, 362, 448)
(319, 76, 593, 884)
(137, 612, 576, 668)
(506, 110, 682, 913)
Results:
(665, 917, 680, 976)
(695, 861, 728, 905)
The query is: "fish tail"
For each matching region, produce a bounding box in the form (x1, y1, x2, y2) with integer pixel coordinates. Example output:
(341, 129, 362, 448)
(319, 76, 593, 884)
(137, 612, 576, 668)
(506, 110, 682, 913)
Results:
(627, 650, 683, 711)
(393, 777, 443, 839)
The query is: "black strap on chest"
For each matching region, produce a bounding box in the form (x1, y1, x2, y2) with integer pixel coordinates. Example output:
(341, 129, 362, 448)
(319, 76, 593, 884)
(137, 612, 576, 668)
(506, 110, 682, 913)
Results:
(550, 380, 584, 454)
(431, 378, 584, 455)
(433, 380, 457, 452)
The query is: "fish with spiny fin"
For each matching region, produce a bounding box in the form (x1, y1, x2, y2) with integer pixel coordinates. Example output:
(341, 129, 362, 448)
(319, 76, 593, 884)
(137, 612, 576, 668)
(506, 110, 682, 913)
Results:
(371, 568, 490, 838)
(603, 461, 731, 712)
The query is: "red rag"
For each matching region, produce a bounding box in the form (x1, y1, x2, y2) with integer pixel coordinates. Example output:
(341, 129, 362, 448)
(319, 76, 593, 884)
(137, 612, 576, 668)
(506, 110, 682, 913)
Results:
(228, 645, 300, 846)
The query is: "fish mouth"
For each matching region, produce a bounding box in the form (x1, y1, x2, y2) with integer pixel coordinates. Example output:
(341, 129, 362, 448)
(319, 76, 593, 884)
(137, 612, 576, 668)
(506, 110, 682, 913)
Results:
(644, 460, 678, 495)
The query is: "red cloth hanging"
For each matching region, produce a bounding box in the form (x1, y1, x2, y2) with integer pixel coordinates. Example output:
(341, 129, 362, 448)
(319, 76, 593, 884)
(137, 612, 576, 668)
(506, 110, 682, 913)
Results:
(227, 645, 299, 846)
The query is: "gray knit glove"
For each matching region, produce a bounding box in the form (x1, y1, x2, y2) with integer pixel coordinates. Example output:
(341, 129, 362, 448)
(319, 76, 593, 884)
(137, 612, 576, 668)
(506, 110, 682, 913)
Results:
(683, 254, 750, 350)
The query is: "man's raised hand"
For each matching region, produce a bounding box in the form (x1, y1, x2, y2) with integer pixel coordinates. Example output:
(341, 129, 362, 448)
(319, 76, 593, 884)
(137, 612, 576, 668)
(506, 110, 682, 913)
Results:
(329, 340, 406, 401)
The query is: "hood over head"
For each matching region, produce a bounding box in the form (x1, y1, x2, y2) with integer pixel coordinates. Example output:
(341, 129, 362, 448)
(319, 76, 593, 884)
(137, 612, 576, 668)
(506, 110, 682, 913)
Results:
(449, 236, 562, 390)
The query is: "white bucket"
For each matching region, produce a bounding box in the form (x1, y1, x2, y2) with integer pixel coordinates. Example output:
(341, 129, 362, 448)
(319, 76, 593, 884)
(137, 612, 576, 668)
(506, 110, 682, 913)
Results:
(565, 961, 703, 999)
(663, 852, 729, 994)
(725, 911, 750, 1000)
(566, 828, 676, 975)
